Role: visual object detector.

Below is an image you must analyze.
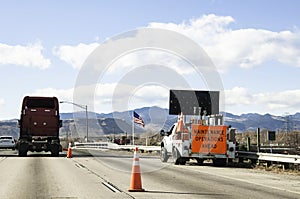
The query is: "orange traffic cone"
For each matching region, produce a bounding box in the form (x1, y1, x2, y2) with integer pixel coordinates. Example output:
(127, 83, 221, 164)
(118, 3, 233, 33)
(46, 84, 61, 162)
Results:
(177, 112, 184, 133)
(128, 147, 145, 192)
(67, 143, 72, 158)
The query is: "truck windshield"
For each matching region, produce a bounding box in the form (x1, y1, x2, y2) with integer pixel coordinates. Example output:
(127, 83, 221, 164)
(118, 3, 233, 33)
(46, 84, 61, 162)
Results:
(0, 136, 13, 140)
(26, 99, 55, 109)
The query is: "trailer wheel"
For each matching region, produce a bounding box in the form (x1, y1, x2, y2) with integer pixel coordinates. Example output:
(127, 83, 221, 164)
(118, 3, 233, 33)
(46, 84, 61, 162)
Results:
(172, 148, 181, 165)
(160, 147, 169, 162)
(213, 159, 227, 167)
(18, 144, 28, 157)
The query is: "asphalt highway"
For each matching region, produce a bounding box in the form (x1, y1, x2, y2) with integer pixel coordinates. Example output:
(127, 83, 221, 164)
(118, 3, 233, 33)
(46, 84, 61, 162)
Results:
(0, 149, 299, 199)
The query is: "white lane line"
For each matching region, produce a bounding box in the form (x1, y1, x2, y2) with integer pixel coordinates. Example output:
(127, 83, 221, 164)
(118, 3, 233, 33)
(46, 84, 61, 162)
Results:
(102, 182, 121, 193)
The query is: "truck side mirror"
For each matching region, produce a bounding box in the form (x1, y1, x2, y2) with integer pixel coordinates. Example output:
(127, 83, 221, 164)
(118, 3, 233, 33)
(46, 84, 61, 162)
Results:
(160, 129, 165, 136)
(59, 120, 63, 128)
(17, 120, 21, 128)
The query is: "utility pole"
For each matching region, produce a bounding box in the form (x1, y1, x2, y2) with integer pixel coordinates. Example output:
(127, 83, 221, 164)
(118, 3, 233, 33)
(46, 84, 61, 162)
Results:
(60, 101, 89, 142)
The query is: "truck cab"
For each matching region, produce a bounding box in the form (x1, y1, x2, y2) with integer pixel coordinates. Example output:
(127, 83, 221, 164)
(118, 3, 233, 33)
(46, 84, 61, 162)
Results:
(160, 123, 177, 154)
(160, 114, 236, 166)
(17, 96, 62, 157)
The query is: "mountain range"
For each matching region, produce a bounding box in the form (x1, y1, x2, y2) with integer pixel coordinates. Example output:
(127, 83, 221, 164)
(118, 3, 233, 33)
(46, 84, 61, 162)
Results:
(0, 106, 298, 139)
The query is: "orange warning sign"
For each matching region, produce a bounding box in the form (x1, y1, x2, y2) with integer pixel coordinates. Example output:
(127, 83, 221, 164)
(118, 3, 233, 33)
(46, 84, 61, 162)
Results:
(191, 125, 227, 154)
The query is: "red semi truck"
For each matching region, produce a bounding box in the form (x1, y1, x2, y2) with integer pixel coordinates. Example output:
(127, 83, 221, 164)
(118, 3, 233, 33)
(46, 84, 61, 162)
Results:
(17, 96, 62, 156)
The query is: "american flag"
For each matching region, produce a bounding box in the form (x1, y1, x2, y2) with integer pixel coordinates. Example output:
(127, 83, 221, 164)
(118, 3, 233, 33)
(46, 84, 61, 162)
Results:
(133, 111, 145, 127)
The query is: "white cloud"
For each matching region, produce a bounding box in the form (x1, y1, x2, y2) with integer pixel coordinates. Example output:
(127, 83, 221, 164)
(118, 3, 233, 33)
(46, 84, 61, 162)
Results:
(95, 83, 169, 112)
(53, 43, 99, 69)
(254, 90, 300, 110)
(225, 87, 300, 115)
(27, 82, 170, 114)
(54, 14, 300, 74)
(27, 85, 300, 115)
(53, 41, 195, 75)
(127, 85, 169, 109)
(27, 87, 74, 102)
(0, 41, 50, 69)
(148, 14, 300, 72)
(225, 87, 253, 105)
(106, 50, 194, 75)
(45, 15, 300, 115)
(27, 87, 75, 113)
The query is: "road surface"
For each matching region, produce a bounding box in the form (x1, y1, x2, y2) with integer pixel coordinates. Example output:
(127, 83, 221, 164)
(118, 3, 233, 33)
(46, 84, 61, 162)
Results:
(0, 149, 299, 199)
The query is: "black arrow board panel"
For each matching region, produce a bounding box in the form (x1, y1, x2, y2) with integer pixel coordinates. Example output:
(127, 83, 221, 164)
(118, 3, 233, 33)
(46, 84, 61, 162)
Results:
(169, 90, 219, 115)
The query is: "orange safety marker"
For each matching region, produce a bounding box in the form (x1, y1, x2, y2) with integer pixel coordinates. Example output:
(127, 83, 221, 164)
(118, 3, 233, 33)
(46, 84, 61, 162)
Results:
(128, 147, 145, 192)
(176, 112, 184, 133)
(67, 142, 72, 158)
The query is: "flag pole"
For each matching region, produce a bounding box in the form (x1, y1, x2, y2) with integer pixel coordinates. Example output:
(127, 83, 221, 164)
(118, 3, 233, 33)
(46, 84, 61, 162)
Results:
(132, 111, 135, 145)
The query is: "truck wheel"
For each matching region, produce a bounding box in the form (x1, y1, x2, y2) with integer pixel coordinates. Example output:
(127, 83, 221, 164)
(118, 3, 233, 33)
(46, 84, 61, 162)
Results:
(160, 147, 169, 162)
(51, 145, 60, 157)
(18, 144, 28, 157)
(51, 150, 59, 157)
(172, 148, 181, 165)
(178, 158, 187, 165)
(196, 158, 204, 165)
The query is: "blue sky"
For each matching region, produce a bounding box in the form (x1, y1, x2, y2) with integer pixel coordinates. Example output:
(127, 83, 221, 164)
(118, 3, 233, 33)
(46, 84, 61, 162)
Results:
(0, 0, 300, 119)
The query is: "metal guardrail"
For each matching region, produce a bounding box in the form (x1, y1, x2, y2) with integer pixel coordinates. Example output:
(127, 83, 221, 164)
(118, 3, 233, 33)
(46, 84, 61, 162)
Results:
(257, 153, 300, 164)
(74, 142, 160, 152)
(237, 150, 300, 164)
(74, 142, 109, 148)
